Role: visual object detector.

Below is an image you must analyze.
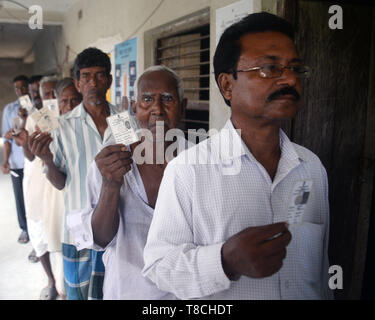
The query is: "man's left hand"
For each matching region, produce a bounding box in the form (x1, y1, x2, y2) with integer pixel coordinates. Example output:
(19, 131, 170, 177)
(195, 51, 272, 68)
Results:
(4, 129, 14, 140)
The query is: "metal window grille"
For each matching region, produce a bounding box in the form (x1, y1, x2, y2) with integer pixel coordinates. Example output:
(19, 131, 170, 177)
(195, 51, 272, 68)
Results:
(156, 25, 210, 141)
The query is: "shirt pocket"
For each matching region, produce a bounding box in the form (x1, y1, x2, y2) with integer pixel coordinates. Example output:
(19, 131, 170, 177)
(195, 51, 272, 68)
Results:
(292, 222, 325, 283)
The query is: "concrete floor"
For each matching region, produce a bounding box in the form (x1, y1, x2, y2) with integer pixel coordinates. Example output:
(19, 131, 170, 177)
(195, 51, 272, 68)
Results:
(0, 138, 46, 300)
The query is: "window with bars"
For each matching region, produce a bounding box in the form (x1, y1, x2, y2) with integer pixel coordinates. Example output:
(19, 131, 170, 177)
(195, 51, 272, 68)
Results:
(156, 25, 210, 139)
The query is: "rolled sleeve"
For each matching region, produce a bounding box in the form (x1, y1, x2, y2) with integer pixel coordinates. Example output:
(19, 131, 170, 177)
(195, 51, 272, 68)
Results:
(67, 208, 96, 251)
(49, 128, 67, 174)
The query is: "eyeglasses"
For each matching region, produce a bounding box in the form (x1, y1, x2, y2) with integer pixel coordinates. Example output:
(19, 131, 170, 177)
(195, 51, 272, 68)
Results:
(236, 63, 311, 79)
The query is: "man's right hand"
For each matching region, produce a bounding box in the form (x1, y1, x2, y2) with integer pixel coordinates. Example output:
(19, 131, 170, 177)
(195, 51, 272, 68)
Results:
(221, 222, 292, 280)
(95, 144, 133, 188)
(0, 162, 10, 174)
(28, 131, 53, 163)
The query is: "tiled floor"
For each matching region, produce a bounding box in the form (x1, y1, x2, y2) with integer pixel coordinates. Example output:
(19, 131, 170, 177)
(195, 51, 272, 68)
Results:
(0, 138, 46, 300)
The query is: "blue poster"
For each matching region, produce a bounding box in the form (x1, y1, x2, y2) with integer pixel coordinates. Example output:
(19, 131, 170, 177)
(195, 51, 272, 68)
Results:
(114, 37, 138, 107)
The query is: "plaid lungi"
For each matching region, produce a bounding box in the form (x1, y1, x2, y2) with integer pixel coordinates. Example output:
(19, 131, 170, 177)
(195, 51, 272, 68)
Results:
(62, 243, 105, 300)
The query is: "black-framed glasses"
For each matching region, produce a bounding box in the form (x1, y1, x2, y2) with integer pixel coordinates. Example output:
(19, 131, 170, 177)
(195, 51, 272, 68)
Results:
(236, 63, 311, 79)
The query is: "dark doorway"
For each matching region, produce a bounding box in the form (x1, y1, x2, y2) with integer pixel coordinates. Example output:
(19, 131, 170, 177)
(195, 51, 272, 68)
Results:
(278, 0, 375, 299)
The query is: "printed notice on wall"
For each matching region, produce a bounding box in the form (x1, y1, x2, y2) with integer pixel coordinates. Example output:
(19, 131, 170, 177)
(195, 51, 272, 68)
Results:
(114, 37, 138, 108)
(216, 0, 254, 45)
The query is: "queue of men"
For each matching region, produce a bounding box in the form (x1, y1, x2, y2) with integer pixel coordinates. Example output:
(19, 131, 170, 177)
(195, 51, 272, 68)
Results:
(1, 12, 333, 300)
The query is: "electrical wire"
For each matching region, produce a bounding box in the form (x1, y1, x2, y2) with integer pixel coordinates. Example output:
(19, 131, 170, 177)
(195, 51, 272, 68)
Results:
(108, 0, 165, 55)
(1, 0, 28, 10)
(124, 0, 165, 41)
(1, 7, 27, 23)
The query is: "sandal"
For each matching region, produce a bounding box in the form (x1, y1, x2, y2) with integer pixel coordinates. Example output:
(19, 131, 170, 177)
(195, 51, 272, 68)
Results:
(18, 231, 29, 244)
(28, 249, 40, 263)
(40, 286, 58, 300)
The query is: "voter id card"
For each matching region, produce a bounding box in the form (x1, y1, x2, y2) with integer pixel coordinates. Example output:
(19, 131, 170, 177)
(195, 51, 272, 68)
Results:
(106, 111, 140, 146)
(30, 106, 59, 133)
(19, 95, 33, 113)
(43, 99, 59, 117)
(13, 116, 24, 135)
(286, 180, 313, 226)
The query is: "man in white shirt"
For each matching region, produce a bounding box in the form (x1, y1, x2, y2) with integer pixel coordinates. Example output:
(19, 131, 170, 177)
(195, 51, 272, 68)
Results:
(142, 12, 334, 300)
(67, 65, 188, 299)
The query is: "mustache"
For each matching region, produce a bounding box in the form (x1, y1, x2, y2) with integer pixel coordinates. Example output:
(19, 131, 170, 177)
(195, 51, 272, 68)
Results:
(267, 86, 300, 102)
(88, 88, 99, 95)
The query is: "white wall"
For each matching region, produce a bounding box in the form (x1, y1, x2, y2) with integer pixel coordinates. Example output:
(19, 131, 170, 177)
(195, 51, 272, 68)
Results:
(59, 0, 276, 130)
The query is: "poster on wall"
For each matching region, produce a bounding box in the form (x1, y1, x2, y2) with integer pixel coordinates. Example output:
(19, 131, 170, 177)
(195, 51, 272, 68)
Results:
(114, 37, 138, 107)
(106, 53, 111, 103)
(216, 0, 254, 44)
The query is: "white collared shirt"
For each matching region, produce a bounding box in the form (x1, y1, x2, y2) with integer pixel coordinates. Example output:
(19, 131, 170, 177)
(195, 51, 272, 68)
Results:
(142, 119, 334, 300)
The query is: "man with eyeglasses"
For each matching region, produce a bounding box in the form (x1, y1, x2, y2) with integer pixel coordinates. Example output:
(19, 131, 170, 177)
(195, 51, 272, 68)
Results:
(143, 12, 333, 299)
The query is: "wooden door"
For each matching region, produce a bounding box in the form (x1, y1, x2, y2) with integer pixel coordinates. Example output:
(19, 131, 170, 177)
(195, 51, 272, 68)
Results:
(278, 0, 375, 299)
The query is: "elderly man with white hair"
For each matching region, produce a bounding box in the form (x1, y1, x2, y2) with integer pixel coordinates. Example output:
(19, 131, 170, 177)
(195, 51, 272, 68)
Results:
(66, 65, 189, 299)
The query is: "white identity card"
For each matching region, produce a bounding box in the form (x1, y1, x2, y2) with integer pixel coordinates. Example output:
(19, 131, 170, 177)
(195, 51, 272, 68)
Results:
(30, 106, 59, 133)
(106, 111, 140, 146)
(43, 99, 59, 117)
(12, 116, 24, 135)
(286, 180, 313, 226)
(19, 95, 33, 112)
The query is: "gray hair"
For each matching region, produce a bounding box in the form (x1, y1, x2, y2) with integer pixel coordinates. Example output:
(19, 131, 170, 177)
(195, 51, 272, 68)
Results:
(39, 75, 59, 97)
(54, 77, 76, 99)
(135, 65, 184, 102)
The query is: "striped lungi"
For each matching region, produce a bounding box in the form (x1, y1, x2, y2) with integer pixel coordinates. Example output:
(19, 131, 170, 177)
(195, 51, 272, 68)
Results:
(62, 243, 105, 300)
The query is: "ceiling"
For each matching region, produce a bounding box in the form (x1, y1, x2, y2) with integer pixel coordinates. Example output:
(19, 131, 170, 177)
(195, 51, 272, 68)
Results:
(0, 0, 78, 61)
(0, 0, 78, 13)
(0, 22, 41, 59)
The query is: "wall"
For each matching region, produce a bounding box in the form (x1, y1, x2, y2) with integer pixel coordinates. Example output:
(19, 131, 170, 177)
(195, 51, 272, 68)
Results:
(0, 59, 33, 133)
(33, 26, 63, 75)
(59, 0, 266, 130)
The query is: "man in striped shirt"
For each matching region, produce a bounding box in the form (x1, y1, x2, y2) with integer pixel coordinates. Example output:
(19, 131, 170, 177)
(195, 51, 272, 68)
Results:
(29, 48, 116, 300)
